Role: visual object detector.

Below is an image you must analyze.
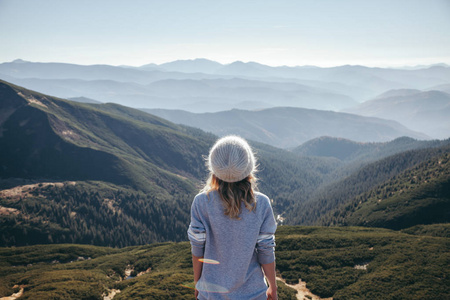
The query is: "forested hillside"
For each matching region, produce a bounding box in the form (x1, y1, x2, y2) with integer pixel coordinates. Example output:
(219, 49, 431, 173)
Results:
(286, 143, 450, 225)
(321, 151, 450, 229)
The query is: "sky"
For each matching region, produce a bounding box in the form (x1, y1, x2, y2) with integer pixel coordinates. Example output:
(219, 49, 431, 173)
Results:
(1, 0, 450, 67)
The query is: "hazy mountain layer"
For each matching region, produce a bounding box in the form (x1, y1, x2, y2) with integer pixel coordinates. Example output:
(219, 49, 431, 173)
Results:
(153, 59, 450, 94)
(0, 60, 225, 84)
(145, 107, 429, 148)
(1, 60, 449, 114)
(0, 76, 357, 112)
(346, 89, 450, 139)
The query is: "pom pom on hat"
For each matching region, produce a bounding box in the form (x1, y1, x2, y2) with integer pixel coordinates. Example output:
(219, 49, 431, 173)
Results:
(208, 135, 256, 183)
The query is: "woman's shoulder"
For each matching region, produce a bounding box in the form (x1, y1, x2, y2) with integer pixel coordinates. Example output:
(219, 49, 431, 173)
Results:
(193, 191, 216, 204)
(255, 192, 271, 207)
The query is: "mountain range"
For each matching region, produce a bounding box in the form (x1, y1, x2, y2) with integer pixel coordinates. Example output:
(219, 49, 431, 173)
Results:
(144, 107, 429, 148)
(1, 59, 449, 111)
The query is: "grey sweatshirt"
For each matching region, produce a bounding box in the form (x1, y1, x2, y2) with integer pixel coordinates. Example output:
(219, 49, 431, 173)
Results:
(188, 190, 277, 300)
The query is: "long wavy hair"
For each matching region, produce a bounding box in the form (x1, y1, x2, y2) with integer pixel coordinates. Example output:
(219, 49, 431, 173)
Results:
(202, 174, 258, 219)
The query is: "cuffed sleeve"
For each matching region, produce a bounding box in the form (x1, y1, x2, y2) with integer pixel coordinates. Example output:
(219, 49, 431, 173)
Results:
(187, 196, 206, 257)
(256, 198, 277, 265)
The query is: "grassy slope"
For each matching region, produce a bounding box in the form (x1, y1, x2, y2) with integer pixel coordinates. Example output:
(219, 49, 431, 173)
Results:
(1, 79, 209, 190)
(0, 226, 448, 299)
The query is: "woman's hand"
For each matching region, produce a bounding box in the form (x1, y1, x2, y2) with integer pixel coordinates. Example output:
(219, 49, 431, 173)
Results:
(266, 285, 277, 300)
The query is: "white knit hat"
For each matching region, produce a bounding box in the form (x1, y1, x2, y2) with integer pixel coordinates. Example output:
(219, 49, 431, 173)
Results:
(208, 135, 256, 183)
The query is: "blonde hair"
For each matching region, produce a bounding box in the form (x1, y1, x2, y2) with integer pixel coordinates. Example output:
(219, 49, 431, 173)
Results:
(202, 174, 257, 219)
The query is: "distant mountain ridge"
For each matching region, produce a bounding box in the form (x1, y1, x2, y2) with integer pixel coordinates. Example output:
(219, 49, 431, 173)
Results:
(346, 89, 450, 139)
(292, 136, 445, 162)
(1, 59, 449, 113)
(144, 107, 429, 148)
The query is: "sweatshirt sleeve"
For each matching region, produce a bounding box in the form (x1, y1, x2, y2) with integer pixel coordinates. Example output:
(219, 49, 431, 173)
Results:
(256, 196, 277, 265)
(187, 195, 206, 257)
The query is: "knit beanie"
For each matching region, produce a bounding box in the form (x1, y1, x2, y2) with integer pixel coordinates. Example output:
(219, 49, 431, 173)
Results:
(208, 135, 256, 183)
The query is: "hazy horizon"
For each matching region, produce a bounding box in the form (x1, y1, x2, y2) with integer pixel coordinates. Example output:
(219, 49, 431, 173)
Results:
(2, 57, 449, 70)
(1, 0, 450, 68)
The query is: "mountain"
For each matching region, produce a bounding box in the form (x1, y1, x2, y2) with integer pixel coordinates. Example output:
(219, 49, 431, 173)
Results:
(0, 60, 228, 85)
(286, 142, 450, 225)
(0, 80, 209, 189)
(0, 60, 156, 84)
(1, 225, 448, 299)
(137, 59, 450, 92)
(0, 76, 357, 112)
(0, 79, 346, 247)
(428, 83, 450, 93)
(346, 90, 450, 139)
(215, 61, 275, 77)
(67, 96, 102, 104)
(157, 58, 224, 74)
(0, 79, 212, 246)
(212, 63, 450, 99)
(144, 78, 356, 111)
(321, 151, 450, 229)
(144, 107, 429, 148)
(292, 136, 446, 162)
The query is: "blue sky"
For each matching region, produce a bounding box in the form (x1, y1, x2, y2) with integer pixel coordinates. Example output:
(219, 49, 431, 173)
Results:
(1, 0, 449, 67)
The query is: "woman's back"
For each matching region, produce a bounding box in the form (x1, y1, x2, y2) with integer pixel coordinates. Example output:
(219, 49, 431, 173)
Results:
(188, 135, 278, 300)
(189, 190, 276, 299)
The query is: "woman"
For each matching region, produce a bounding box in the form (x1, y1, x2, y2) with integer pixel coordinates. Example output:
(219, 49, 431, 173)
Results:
(188, 136, 277, 300)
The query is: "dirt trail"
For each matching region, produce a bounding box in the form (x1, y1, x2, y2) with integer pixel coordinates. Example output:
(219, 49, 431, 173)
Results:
(277, 277, 333, 300)
(0, 286, 24, 300)
(103, 289, 120, 300)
